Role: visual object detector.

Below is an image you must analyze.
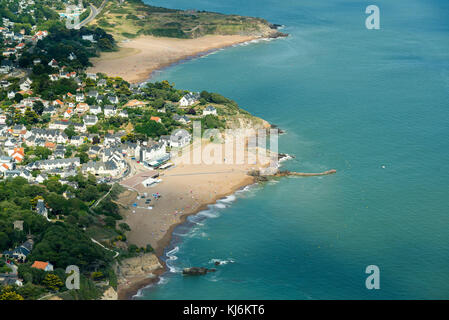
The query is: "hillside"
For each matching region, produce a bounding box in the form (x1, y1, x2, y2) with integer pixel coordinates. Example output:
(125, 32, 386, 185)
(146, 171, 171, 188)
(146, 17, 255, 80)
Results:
(91, 0, 286, 40)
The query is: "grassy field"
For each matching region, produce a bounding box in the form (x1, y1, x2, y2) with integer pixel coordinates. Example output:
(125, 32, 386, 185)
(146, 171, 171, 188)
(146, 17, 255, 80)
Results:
(91, 0, 276, 40)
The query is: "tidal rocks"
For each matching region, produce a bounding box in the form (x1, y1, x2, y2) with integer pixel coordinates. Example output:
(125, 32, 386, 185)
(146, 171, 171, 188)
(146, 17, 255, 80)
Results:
(269, 23, 283, 29)
(183, 267, 217, 276)
(270, 31, 289, 38)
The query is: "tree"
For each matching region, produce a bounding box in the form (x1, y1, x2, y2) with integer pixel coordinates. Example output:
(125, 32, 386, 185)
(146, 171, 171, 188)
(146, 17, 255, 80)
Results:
(119, 223, 131, 232)
(32, 101, 44, 115)
(34, 146, 52, 160)
(14, 93, 23, 103)
(30, 224, 113, 270)
(0, 290, 24, 300)
(152, 98, 165, 109)
(92, 135, 100, 144)
(64, 125, 76, 139)
(42, 273, 64, 291)
(0, 231, 9, 250)
(75, 152, 89, 164)
(91, 271, 104, 280)
(23, 107, 39, 125)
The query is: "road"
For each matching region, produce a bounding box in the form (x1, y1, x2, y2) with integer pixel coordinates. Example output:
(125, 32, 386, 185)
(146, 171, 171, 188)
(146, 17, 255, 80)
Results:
(75, 1, 106, 29)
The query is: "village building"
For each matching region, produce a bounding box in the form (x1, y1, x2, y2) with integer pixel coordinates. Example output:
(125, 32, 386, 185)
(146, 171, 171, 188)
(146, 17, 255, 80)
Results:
(31, 261, 53, 272)
(179, 92, 200, 107)
(203, 105, 217, 116)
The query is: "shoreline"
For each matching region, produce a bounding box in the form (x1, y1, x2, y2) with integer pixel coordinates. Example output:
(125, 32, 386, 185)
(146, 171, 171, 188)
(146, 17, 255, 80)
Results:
(88, 33, 287, 84)
(115, 138, 276, 299)
(107, 33, 285, 300)
(118, 174, 256, 300)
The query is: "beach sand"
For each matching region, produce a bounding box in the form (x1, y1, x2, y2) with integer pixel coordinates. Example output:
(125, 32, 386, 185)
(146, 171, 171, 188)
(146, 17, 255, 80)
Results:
(115, 142, 273, 298)
(88, 35, 260, 83)
(117, 142, 272, 256)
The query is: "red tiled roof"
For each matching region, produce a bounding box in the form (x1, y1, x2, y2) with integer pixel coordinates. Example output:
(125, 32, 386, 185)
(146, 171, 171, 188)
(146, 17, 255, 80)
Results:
(31, 261, 49, 270)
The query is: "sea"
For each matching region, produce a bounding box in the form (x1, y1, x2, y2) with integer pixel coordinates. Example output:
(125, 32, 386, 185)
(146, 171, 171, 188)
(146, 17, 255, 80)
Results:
(136, 0, 449, 299)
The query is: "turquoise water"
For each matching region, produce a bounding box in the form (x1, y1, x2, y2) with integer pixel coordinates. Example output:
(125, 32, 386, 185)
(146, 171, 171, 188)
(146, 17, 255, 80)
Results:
(138, 0, 449, 299)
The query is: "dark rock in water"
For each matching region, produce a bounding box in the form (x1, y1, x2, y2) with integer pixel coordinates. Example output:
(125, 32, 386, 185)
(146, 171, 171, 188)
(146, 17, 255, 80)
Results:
(214, 261, 220, 266)
(270, 31, 289, 39)
(278, 153, 294, 161)
(183, 267, 216, 276)
(270, 23, 283, 29)
(270, 124, 285, 135)
(247, 170, 269, 182)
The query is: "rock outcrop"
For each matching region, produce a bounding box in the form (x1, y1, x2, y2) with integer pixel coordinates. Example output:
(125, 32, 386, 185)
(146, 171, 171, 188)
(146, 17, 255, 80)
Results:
(182, 267, 216, 276)
(116, 253, 163, 279)
(101, 286, 118, 300)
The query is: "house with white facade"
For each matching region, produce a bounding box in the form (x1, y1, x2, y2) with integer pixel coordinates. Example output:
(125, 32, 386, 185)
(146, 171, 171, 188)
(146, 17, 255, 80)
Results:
(104, 105, 117, 117)
(83, 115, 98, 126)
(179, 92, 200, 107)
(203, 105, 217, 116)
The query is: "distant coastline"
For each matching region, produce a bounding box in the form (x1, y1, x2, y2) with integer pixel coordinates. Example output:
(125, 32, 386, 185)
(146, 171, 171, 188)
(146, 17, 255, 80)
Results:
(88, 31, 287, 84)
(93, 7, 289, 299)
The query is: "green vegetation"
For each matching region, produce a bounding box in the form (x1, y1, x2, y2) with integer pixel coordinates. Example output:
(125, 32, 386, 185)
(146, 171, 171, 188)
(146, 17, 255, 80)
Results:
(92, 0, 276, 40)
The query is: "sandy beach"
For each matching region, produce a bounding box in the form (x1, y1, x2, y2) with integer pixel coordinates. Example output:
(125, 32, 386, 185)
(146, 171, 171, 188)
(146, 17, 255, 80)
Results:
(117, 142, 272, 255)
(88, 35, 261, 83)
(115, 141, 273, 298)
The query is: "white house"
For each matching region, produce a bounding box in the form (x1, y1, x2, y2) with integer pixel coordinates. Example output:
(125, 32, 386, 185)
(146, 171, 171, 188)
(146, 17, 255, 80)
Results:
(35, 199, 48, 218)
(172, 114, 190, 125)
(119, 109, 128, 118)
(75, 93, 85, 102)
(82, 35, 95, 42)
(81, 160, 120, 176)
(48, 59, 58, 68)
(104, 105, 117, 117)
(107, 95, 119, 104)
(19, 78, 32, 91)
(203, 105, 217, 116)
(27, 157, 80, 170)
(139, 142, 167, 163)
(179, 92, 200, 107)
(165, 130, 191, 148)
(89, 105, 102, 115)
(83, 114, 98, 126)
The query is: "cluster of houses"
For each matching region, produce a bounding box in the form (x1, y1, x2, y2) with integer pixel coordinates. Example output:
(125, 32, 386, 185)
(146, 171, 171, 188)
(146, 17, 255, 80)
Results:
(0, 15, 49, 75)
(0, 2, 218, 185)
(0, 87, 220, 181)
(1, 233, 54, 287)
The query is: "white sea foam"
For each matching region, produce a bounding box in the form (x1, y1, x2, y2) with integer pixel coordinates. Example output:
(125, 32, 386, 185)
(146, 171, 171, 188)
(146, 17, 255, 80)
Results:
(198, 210, 220, 218)
(219, 194, 237, 203)
(166, 246, 181, 273)
(157, 276, 168, 285)
(209, 258, 236, 265)
(279, 154, 293, 163)
(161, 184, 253, 280)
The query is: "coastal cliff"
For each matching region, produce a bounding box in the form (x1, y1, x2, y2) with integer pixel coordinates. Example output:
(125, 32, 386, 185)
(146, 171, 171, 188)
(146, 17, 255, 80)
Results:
(116, 253, 164, 300)
(91, 0, 287, 41)
(88, 0, 288, 83)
